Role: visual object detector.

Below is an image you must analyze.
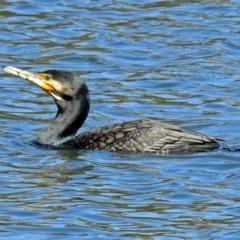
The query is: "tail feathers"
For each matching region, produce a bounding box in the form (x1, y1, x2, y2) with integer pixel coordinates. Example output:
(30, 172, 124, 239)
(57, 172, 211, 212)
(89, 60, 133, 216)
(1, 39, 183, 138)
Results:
(221, 145, 240, 152)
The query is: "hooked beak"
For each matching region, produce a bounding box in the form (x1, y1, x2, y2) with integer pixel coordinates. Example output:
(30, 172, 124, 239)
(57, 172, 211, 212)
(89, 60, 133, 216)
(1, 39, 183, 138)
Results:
(3, 66, 54, 94)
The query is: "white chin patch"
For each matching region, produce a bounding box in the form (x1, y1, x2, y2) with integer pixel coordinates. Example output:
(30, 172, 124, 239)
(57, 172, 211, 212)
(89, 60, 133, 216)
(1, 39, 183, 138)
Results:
(52, 80, 63, 92)
(51, 91, 62, 101)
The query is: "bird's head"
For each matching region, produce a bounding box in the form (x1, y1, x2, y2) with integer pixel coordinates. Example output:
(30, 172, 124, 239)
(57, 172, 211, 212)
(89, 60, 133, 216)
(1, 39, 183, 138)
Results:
(3, 66, 88, 106)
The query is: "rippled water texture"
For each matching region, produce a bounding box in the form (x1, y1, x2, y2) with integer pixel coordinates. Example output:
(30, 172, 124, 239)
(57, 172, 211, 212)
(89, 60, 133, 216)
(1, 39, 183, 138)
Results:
(1, 0, 240, 239)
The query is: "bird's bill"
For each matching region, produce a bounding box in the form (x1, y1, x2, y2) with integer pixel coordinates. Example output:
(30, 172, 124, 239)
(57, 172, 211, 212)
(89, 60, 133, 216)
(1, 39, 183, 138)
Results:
(3, 66, 54, 93)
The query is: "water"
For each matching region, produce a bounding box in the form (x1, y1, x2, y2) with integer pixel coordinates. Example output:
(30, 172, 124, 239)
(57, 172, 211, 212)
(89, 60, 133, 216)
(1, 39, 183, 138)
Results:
(0, 0, 240, 239)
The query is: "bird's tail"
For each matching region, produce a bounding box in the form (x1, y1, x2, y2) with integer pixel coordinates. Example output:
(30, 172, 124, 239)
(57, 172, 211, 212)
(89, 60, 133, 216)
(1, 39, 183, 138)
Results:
(221, 145, 240, 152)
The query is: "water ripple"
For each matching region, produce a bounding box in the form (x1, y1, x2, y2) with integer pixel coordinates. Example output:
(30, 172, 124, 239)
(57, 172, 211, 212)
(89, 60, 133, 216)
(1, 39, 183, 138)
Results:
(0, 0, 240, 239)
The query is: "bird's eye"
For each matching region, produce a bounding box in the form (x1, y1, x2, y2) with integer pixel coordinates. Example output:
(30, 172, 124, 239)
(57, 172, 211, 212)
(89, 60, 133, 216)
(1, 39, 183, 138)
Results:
(45, 75, 51, 81)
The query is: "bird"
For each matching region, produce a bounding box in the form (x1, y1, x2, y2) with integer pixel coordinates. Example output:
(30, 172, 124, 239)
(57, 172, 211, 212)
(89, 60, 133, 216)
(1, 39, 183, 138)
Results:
(3, 66, 220, 154)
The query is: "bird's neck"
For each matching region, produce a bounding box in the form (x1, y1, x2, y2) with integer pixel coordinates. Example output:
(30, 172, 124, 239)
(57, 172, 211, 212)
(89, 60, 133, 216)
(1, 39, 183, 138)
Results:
(36, 94, 90, 146)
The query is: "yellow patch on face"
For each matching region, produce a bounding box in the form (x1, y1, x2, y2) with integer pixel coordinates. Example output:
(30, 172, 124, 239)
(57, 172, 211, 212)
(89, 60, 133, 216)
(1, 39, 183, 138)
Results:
(35, 73, 55, 92)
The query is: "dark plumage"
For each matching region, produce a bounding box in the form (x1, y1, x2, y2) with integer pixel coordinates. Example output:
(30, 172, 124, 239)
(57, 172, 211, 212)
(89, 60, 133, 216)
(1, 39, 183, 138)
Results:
(3, 66, 220, 154)
(65, 119, 219, 153)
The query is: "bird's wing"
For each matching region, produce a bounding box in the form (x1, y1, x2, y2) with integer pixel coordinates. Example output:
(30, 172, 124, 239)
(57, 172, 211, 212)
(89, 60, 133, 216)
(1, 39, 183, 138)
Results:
(72, 120, 219, 154)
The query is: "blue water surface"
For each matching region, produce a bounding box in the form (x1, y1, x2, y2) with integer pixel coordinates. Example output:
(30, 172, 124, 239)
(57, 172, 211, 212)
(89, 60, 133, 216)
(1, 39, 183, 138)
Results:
(0, 0, 240, 239)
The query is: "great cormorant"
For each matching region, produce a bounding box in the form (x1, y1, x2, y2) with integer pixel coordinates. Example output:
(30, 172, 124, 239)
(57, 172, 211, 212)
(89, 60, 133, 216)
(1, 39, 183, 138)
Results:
(3, 66, 220, 154)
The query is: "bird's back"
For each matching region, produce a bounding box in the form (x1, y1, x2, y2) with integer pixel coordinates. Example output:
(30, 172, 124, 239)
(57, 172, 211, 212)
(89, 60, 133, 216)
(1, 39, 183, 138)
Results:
(64, 120, 220, 154)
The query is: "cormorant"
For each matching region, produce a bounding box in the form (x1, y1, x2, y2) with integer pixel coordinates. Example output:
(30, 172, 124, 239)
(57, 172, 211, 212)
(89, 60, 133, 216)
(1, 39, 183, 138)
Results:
(3, 66, 220, 154)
